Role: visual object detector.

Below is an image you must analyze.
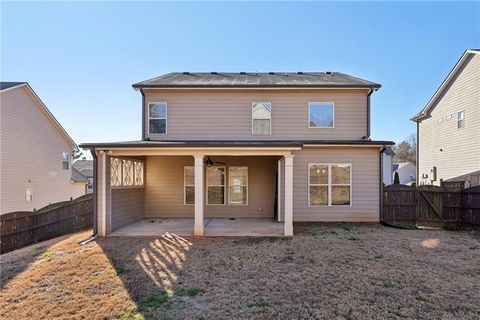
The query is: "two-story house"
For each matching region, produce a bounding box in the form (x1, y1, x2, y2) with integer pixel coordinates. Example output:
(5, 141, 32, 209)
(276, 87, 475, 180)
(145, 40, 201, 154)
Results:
(1, 82, 87, 214)
(412, 49, 480, 186)
(80, 72, 393, 237)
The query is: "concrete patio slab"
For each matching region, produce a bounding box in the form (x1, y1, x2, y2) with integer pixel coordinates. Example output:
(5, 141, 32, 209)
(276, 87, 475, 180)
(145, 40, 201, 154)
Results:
(109, 218, 284, 237)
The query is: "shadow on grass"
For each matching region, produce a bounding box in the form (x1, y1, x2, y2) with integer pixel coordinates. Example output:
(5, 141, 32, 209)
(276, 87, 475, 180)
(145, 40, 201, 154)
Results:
(97, 232, 202, 319)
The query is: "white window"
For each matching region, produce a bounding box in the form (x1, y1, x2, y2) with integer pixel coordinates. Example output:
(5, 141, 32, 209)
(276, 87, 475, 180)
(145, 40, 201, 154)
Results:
(309, 163, 351, 206)
(184, 166, 195, 205)
(229, 167, 248, 205)
(62, 152, 70, 170)
(252, 102, 271, 135)
(207, 166, 226, 205)
(457, 111, 465, 129)
(25, 188, 33, 202)
(110, 157, 144, 188)
(309, 102, 334, 128)
(148, 102, 167, 134)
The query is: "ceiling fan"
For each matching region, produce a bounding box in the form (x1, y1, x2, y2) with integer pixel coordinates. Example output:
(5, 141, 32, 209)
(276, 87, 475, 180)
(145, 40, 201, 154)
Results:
(205, 156, 225, 167)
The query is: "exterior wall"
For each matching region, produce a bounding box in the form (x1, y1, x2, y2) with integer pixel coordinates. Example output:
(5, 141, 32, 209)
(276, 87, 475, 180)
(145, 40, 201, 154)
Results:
(143, 89, 369, 141)
(394, 163, 416, 185)
(418, 54, 480, 185)
(144, 155, 279, 219)
(111, 188, 145, 231)
(0, 86, 84, 214)
(382, 154, 393, 186)
(289, 147, 381, 222)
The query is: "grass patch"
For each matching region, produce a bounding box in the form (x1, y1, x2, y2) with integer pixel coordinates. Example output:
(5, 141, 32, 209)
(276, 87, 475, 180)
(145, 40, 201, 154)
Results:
(342, 226, 351, 231)
(374, 255, 384, 259)
(115, 265, 125, 275)
(40, 251, 54, 259)
(178, 288, 204, 297)
(141, 290, 174, 309)
(268, 236, 292, 242)
(119, 309, 144, 320)
(248, 301, 269, 308)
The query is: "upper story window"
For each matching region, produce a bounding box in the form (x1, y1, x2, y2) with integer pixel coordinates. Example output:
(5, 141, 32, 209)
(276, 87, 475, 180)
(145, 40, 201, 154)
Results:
(148, 102, 167, 134)
(62, 152, 70, 170)
(309, 102, 334, 128)
(457, 111, 465, 129)
(252, 102, 271, 135)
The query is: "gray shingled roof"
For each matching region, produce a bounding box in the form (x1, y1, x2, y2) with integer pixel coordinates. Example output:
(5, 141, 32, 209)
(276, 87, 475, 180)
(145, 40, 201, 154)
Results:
(1, 82, 27, 90)
(71, 167, 89, 183)
(132, 72, 381, 89)
(73, 160, 93, 178)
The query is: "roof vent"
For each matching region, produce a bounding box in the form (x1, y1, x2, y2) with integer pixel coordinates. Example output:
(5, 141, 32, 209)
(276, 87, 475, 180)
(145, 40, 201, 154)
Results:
(240, 72, 246, 74)
(211, 72, 217, 74)
(182, 72, 189, 74)
(268, 72, 274, 75)
(284, 73, 288, 76)
(297, 71, 303, 74)
(325, 71, 333, 75)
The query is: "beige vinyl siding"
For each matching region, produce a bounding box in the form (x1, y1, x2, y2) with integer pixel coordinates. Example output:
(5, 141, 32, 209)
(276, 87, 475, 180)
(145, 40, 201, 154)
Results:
(143, 89, 368, 141)
(144, 156, 278, 219)
(290, 147, 380, 222)
(0, 86, 84, 214)
(418, 54, 480, 185)
(111, 188, 145, 231)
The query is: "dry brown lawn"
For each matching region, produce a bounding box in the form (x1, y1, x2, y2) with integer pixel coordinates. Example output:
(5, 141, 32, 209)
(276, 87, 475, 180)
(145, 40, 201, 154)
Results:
(1, 224, 479, 320)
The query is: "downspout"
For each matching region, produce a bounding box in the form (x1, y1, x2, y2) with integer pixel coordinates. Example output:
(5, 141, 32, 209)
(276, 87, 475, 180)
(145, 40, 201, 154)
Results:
(79, 148, 97, 244)
(140, 88, 146, 140)
(416, 121, 419, 183)
(379, 146, 386, 222)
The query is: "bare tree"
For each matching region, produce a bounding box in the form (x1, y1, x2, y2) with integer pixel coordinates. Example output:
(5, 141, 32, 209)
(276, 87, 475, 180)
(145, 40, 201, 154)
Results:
(392, 133, 417, 164)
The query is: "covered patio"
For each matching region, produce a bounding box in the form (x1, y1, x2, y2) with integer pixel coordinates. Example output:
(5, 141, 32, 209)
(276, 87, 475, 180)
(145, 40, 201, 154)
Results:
(110, 218, 284, 237)
(91, 142, 299, 237)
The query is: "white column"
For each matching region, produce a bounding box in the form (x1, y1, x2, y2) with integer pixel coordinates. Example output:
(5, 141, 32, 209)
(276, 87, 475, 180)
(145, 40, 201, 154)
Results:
(194, 155, 204, 236)
(277, 158, 282, 222)
(97, 151, 107, 237)
(284, 154, 294, 236)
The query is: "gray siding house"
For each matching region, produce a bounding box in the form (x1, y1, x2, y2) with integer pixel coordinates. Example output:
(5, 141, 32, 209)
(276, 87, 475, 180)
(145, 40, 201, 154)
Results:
(412, 49, 480, 186)
(81, 72, 394, 237)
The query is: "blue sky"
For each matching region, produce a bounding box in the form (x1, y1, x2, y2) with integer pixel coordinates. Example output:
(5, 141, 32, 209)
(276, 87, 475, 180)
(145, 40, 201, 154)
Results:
(1, 1, 479, 147)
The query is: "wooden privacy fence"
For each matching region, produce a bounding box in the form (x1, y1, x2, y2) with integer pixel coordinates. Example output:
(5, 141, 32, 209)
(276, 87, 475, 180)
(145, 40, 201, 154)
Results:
(1, 194, 93, 254)
(383, 184, 480, 227)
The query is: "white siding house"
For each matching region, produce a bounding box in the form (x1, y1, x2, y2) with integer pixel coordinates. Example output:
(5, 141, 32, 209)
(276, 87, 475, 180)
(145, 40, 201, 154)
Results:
(0, 82, 86, 214)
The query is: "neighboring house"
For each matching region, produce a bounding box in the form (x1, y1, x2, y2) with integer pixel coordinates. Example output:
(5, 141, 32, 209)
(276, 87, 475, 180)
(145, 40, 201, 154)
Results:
(0, 82, 86, 214)
(382, 147, 395, 186)
(392, 162, 416, 185)
(80, 72, 394, 237)
(412, 49, 480, 185)
(73, 159, 94, 193)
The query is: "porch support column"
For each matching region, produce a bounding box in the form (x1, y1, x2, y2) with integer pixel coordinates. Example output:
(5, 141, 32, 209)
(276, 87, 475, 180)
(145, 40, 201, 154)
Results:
(97, 150, 107, 237)
(194, 154, 205, 236)
(284, 154, 294, 236)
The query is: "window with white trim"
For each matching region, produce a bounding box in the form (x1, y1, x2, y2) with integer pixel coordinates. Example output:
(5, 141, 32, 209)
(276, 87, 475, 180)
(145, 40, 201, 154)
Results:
(229, 167, 248, 205)
(110, 157, 144, 188)
(26, 188, 33, 203)
(207, 166, 225, 205)
(457, 111, 465, 129)
(309, 163, 351, 206)
(184, 166, 195, 205)
(309, 102, 334, 128)
(252, 102, 271, 135)
(62, 152, 70, 170)
(148, 102, 167, 134)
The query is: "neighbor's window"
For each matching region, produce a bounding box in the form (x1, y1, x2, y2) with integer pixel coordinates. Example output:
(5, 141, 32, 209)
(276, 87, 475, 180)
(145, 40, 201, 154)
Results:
(184, 166, 195, 205)
(207, 166, 225, 205)
(252, 102, 271, 135)
(25, 188, 33, 203)
(309, 163, 351, 206)
(309, 102, 334, 128)
(148, 102, 167, 134)
(457, 111, 465, 129)
(62, 152, 70, 170)
(110, 157, 144, 188)
(229, 167, 248, 205)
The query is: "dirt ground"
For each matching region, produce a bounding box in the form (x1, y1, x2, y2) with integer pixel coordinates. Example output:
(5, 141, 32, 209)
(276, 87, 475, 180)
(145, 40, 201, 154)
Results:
(1, 224, 479, 320)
